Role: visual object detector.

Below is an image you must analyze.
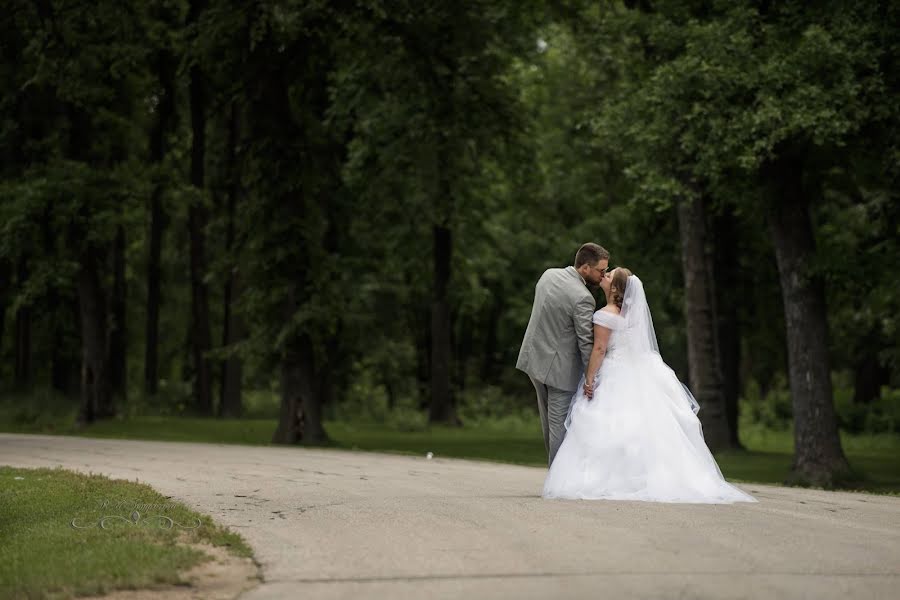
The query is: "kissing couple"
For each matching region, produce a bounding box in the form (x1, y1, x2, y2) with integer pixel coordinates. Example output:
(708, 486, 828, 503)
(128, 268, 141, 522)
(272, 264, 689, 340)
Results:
(516, 243, 756, 504)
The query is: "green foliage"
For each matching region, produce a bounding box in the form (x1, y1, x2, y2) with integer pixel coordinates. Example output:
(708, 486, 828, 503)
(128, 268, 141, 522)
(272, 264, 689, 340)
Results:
(834, 388, 900, 435)
(739, 376, 794, 431)
(0, 465, 251, 597)
(741, 372, 900, 435)
(0, 388, 79, 430)
(1, 0, 898, 463)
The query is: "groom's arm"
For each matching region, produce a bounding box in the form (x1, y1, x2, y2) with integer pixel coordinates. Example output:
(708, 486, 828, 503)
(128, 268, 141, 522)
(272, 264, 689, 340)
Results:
(574, 295, 595, 369)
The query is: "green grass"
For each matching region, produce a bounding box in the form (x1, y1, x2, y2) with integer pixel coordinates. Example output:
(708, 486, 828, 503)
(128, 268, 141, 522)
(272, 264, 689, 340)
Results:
(0, 465, 253, 600)
(2, 405, 897, 494)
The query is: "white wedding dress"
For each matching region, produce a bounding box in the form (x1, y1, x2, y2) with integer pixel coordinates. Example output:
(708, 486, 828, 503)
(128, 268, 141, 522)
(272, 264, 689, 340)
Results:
(542, 275, 757, 504)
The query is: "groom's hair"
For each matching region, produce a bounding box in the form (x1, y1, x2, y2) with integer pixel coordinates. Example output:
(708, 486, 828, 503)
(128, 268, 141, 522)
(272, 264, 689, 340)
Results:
(574, 243, 610, 268)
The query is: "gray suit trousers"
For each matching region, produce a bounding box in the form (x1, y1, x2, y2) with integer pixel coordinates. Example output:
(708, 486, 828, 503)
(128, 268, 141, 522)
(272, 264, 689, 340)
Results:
(529, 375, 573, 467)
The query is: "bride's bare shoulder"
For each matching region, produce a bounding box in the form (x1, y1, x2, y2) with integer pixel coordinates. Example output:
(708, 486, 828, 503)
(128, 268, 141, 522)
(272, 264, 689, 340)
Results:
(599, 305, 621, 315)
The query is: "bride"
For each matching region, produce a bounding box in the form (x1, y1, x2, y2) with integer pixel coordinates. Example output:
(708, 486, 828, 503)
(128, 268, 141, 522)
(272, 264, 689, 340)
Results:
(542, 268, 757, 504)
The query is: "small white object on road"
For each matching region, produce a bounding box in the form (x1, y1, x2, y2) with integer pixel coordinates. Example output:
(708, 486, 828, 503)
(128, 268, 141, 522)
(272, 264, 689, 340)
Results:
(426, 452, 433, 460)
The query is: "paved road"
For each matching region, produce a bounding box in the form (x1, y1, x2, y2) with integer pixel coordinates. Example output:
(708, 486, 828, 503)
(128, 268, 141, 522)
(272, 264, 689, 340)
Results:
(2, 433, 898, 599)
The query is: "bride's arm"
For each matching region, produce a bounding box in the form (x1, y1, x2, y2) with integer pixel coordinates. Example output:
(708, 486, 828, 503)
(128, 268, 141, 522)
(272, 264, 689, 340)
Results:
(583, 323, 612, 399)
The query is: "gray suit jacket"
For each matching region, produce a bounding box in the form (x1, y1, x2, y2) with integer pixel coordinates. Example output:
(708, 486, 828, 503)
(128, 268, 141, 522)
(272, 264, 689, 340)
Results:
(516, 266, 596, 392)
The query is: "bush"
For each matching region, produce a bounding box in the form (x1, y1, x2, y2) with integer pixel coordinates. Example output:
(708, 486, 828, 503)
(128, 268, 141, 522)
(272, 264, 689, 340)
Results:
(739, 375, 793, 431)
(330, 367, 429, 431)
(457, 384, 536, 425)
(241, 389, 281, 419)
(835, 387, 900, 434)
(0, 388, 78, 430)
(740, 372, 900, 434)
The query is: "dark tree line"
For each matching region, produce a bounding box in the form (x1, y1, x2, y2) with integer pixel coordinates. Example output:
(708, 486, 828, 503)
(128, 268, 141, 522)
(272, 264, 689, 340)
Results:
(1, 0, 898, 486)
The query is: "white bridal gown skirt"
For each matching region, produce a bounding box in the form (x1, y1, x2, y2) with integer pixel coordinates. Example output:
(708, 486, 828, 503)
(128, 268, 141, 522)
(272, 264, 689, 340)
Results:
(542, 352, 757, 504)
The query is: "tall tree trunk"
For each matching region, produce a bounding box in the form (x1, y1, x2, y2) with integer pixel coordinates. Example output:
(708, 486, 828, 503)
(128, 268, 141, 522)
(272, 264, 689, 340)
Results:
(188, 0, 213, 414)
(219, 269, 244, 418)
(144, 44, 176, 396)
(429, 223, 457, 424)
(713, 207, 744, 448)
(219, 102, 243, 418)
(414, 288, 431, 410)
(271, 200, 330, 443)
(454, 311, 470, 393)
(77, 244, 113, 425)
(145, 187, 165, 396)
(272, 335, 311, 444)
(677, 195, 733, 451)
(109, 225, 127, 403)
(39, 204, 76, 396)
(480, 292, 504, 383)
(273, 340, 305, 444)
(64, 98, 113, 420)
(766, 156, 849, 486)
(852, 339, 888, 405)
(273, 298, 328, 444)
(50, 303, 78, 396)
(0, 260, 8, 368)
(188, 209, 213, 414)
(316, 334, 340, 429)
(14, 258, 31, 388)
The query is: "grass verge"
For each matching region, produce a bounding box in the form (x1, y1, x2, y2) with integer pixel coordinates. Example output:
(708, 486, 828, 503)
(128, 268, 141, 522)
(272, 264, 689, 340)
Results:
(0, 466, 253, 599)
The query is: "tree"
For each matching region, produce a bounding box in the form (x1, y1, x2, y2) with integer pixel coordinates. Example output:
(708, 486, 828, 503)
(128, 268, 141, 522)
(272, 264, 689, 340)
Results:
(197, 0, 351, 443)
(677, 194, 731, 450)
(592, 0, 898, 484)
(218, 102, 245, 418)
(13, 258, 31, 388)
(333, 0, 543, 424)
(765, 156, 847, 483)
(144, 0, 183, 396)
(187, 0, 214, 414)
(574, 2, 737, 448)
(1, 0, 151, 422)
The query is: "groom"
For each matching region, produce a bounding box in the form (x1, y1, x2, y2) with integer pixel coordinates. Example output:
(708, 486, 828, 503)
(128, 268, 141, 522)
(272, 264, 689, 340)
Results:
(516, 243, 609, 466)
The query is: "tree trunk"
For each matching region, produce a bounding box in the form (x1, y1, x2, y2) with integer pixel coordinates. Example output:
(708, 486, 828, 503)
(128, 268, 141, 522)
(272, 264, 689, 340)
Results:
(480, 292, 504, 383)
(273, 296, 328, 445)
(0, 260, 8, 368)
(713, 207, 744, 448)
(39, 204, 76, 396)
(316, 335, 340, 430)
(852, 333, 888, 405)
(188, 208, 213, 414)
(415, 299, 431, 410)
(273, 342, 303, 445)
(677, 195, 733, 451)
(144, 43, 176, 396)
(50, 304, 77, 396)
(145, 187, 165, 395)
(109, 225, 127, 403)
(270, 212, 329, 442)
(219, 268, 244, 417)
(454, 311, 470, 394)
(188, 0, 213, 414)
(429, 223, 458, 424)
(77, 245, 113, 425)
(766, 157, 849, 486)
(14, 258, 31, 388)
(219, 103, 243, 418)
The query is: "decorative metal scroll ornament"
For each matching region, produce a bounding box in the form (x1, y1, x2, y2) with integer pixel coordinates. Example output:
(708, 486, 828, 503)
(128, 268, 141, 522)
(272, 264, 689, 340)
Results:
(71, 510, 202, 530)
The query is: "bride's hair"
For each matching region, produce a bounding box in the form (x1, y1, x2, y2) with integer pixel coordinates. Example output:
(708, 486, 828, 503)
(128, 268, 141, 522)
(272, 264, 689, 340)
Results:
(610, 268, 632, 309)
